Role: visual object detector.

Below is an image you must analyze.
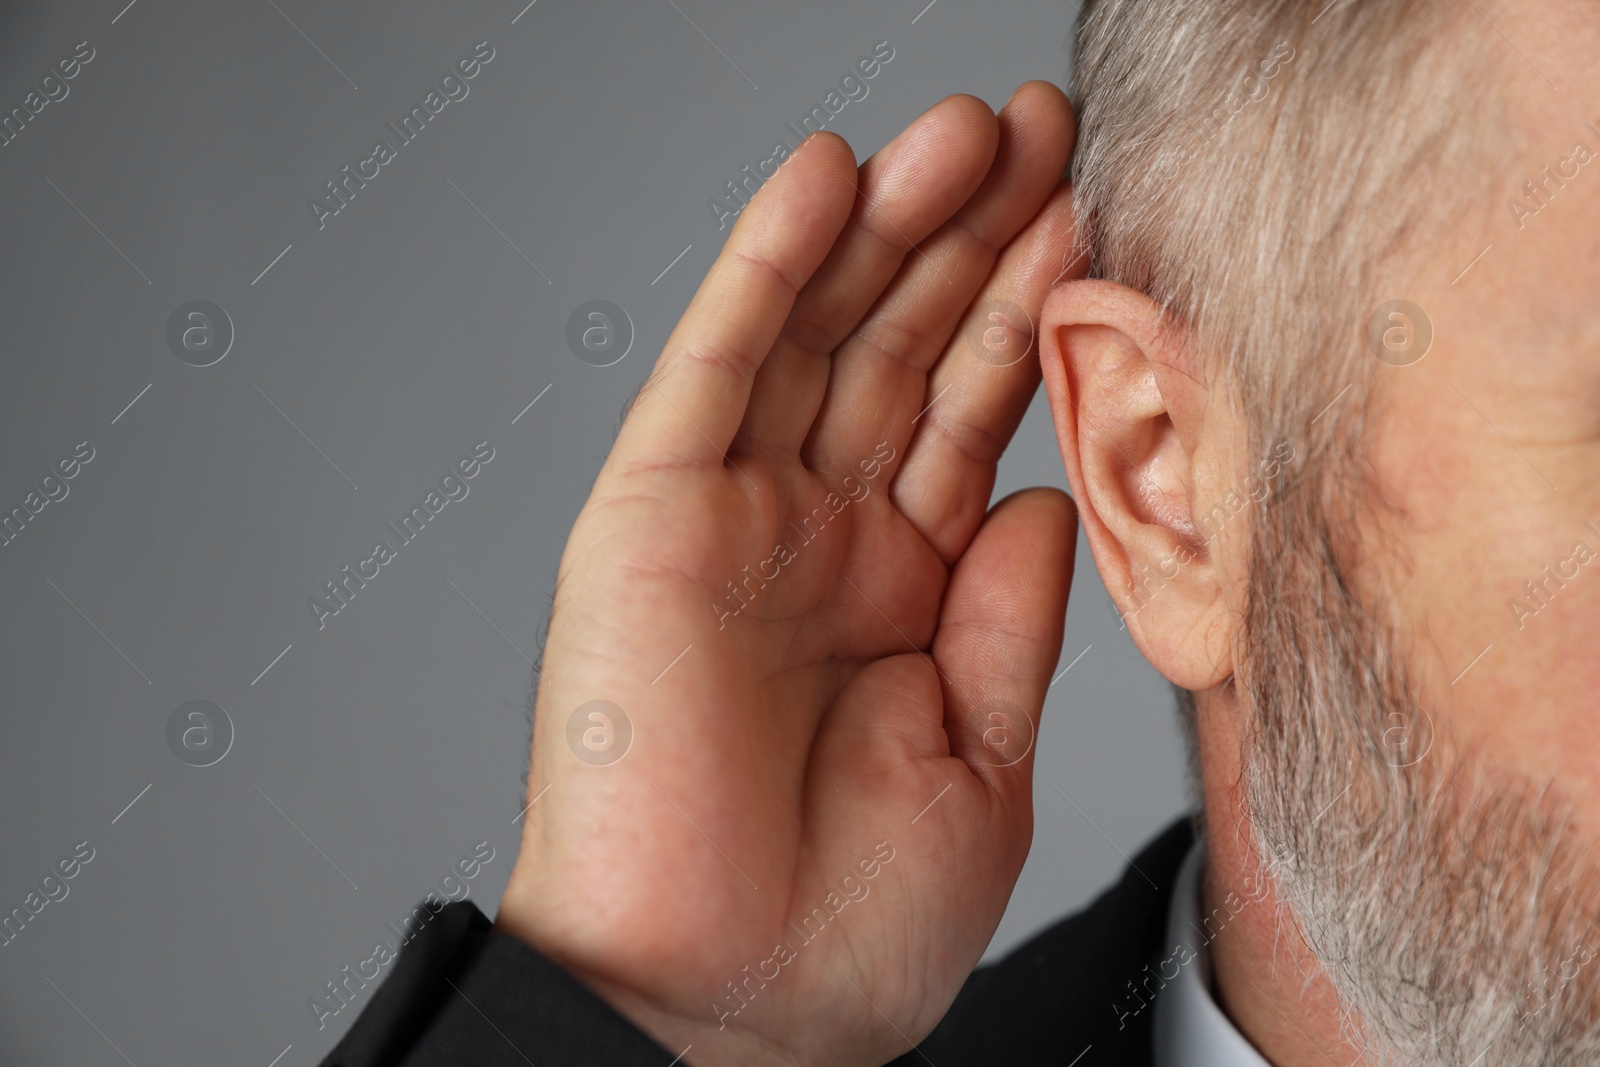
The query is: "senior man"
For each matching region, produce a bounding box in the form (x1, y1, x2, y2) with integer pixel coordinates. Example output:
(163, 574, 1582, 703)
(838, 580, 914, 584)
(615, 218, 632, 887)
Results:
(320, 0, 1600, 1064)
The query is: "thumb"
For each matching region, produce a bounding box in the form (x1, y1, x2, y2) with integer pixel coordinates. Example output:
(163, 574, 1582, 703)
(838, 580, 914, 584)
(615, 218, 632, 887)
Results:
(932, 486, 1077, 796)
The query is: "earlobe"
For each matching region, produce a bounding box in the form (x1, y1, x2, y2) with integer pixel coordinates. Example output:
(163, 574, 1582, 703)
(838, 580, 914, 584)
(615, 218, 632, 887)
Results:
(1038, 280, 1236, 691)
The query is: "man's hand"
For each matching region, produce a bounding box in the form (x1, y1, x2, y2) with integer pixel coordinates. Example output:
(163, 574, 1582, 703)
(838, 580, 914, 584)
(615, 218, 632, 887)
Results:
(496, 82, 1083, 1067)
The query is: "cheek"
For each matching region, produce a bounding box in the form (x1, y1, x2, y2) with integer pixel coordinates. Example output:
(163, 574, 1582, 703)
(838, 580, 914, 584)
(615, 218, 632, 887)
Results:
(1358, 405, 1600, 784)
(1495, 583, 1600, 838)
(1508, 575, 1600, 719)
(1388, 440, 1469, 528)
(1409, 498, 1600, 823)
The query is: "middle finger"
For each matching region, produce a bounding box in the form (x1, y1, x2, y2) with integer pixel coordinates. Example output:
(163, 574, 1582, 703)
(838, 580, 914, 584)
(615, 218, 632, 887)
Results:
(801, 80, 1074, 480)
(731, 93, 1000, 462)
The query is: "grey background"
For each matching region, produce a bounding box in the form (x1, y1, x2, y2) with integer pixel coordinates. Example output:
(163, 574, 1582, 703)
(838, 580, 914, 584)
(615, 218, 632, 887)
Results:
(0, 0, 1187, 1063)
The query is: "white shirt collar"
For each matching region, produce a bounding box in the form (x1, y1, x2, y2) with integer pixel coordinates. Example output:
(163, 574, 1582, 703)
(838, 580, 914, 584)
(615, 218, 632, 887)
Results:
(1153, 837, 1272, 1067)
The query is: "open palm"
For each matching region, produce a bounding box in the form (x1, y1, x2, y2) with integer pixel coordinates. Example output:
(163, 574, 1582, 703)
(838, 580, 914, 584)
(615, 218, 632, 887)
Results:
(498, 83, 1083, 1067)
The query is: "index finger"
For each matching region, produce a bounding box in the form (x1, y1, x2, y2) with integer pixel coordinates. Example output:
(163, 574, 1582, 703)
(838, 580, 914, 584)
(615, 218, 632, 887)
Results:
(611, 133, 860, 475)
(892, 182, 1082, 564)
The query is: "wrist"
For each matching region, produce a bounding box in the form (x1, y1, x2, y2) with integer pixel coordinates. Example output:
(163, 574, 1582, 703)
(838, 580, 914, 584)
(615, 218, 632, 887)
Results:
(493, 896, 809, 1067)
(564, 968, 810, 1067)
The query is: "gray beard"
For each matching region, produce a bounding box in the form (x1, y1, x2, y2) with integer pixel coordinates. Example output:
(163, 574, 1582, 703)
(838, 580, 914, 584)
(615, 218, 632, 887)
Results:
(1238, 583, 1600, 1065)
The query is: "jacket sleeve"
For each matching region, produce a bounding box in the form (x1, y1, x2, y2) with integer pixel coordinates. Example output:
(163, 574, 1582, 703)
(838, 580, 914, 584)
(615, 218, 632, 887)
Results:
(322, 818, 1192, 1067)
(317, 901, 683, 1067)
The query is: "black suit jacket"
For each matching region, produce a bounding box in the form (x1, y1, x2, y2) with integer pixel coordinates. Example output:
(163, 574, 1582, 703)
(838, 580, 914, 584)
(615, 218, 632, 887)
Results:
(318, 817, 1195, 1067)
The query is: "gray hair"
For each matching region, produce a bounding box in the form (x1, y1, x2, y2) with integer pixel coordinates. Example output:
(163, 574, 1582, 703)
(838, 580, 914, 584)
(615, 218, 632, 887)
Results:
(1066, 0, 1505, 831)
(1067, 3, 1600, 1064)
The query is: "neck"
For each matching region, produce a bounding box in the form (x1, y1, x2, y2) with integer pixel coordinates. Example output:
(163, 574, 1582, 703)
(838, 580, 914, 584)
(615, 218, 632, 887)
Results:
(1195, 685, 1372, 1067)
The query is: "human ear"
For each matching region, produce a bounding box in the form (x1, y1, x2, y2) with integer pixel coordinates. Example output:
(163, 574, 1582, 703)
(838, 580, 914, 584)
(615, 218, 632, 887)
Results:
(1038, 279, 1235, 690)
